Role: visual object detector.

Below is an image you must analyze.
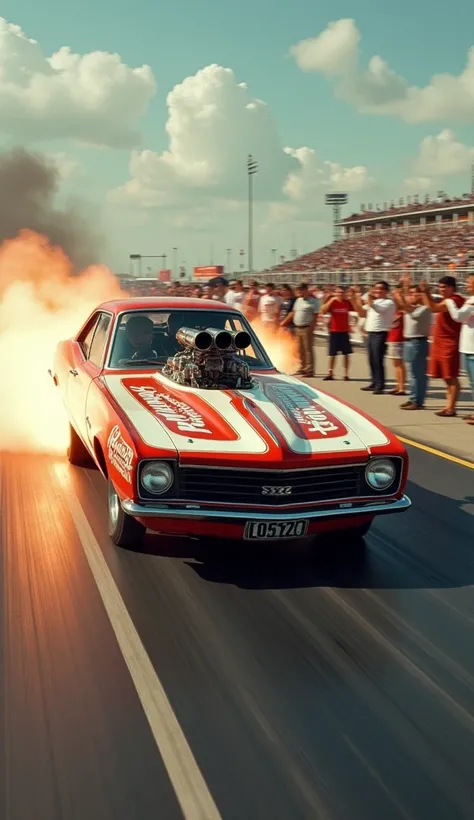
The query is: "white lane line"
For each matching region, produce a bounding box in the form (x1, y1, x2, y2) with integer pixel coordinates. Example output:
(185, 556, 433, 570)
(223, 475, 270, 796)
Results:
(58, 471, 222, 820)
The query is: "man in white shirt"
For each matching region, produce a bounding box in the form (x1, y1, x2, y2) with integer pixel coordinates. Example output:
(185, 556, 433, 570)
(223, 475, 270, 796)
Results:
(282, 282, 320, 376)
(354, 280, 395, 394)
(444, 273, 474, 424)
(224, 279, 246, 310)
(209, 276, 228, 302)
(258, 283, 281, 326)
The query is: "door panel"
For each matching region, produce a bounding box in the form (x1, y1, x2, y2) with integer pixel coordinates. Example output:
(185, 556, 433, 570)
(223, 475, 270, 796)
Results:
(66, 312, 112, 445)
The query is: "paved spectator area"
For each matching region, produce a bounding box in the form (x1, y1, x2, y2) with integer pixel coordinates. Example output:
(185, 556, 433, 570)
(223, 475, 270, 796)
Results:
(307, 339, 474, 463)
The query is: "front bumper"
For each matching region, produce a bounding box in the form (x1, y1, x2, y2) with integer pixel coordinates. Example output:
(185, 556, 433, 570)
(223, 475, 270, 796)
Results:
(121, 494, 411, 523)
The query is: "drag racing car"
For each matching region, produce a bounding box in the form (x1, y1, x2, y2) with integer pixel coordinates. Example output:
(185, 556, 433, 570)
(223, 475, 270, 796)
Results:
(50, 297, 410, 550)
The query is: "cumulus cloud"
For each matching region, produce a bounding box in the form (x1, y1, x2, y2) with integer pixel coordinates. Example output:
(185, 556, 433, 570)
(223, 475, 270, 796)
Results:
(411, 130, 474, 178)
(0, 16, 156, 148)
(291, 18, 474, 123)
(283, 147, 372, 202)
(108, 63, 372, 213)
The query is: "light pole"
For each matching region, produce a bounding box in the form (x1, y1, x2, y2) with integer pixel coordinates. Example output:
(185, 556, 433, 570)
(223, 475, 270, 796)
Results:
(129, 254, 167, 278)
(173, 247, 178, 279)
(247, 154, 258, 274)
(226, 248, 232, 274)
(271, 248, 277, 267)
(129, 253, 142, 276)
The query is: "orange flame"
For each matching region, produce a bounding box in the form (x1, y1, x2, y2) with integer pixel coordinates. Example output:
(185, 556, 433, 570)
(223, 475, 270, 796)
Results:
(249, 318, 299, 374)
(0, 229, 126, 454)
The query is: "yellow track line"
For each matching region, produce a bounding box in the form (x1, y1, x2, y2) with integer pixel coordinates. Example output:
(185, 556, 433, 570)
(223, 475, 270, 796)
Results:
(397, 435, 474, 470)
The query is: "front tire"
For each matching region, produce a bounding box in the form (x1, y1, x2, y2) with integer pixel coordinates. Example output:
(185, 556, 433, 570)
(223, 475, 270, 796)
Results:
(346, 520, 373, 540)
(313, 519, 372, 556)
(107, 479, 146, 549)
(67, 423, 93, 467)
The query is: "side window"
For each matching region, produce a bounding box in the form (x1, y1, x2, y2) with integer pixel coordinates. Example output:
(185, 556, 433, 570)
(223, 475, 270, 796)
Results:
(88, 313, 112, 367)
(78, 315, 100, 358)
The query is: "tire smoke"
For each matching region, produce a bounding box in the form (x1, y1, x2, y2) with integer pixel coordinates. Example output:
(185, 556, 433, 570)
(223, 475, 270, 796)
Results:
(0, 148, 125, 454)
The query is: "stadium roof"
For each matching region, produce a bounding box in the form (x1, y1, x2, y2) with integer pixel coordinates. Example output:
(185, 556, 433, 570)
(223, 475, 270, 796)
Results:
(339, 194, 474, 225)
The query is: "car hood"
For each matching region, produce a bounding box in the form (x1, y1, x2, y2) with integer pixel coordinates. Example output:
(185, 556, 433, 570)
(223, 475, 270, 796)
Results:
(103, 371, 390, 463)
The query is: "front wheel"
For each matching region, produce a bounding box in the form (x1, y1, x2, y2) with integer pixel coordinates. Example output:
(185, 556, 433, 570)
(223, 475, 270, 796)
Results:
(312, 519, 373, 554)
(107, 479, 146, 549)
(346, 520, 373, 540)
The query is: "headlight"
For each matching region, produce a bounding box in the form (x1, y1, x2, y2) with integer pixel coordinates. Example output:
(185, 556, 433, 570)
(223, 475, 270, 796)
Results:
(140, 462, 174, 494)
(365, 458, 396, 490)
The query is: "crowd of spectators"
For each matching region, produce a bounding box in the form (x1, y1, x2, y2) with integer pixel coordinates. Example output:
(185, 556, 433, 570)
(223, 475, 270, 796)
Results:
(266, 220, 474, 275)
(352, 274, 474, 421)
(123, 272, 474, 425)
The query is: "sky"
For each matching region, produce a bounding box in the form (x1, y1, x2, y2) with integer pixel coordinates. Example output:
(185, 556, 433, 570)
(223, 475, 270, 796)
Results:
(1, 0, 474, 276)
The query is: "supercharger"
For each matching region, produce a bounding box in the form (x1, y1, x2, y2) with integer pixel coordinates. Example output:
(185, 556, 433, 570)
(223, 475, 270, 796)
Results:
(162, 326, 255, 390)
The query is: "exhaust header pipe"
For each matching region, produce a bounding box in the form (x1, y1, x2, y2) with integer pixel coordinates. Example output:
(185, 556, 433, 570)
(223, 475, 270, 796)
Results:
(232, 330, 252, 350)
(205, 327, 234, 350)
(175, 327, 213, 351)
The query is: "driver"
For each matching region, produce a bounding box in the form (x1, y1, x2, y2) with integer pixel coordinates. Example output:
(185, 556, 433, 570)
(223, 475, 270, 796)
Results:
(125, 315, 158, 359)
(166, 313, 184, 340)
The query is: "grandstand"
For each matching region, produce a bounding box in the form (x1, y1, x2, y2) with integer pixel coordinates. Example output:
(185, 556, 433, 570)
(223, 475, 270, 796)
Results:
(258, 187, 474, 285)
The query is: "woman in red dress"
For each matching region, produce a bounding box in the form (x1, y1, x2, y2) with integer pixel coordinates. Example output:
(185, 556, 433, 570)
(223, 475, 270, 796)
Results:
(422, 276, 465, 417)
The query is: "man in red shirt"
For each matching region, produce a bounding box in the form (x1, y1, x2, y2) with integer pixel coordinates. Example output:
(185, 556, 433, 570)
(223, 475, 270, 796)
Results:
(320, 285, 354, 380)
(421, 275, 465, 417)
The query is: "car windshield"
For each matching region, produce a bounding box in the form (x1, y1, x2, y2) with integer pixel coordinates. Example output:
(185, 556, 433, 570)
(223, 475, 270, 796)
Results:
(107, 309, 272, 369)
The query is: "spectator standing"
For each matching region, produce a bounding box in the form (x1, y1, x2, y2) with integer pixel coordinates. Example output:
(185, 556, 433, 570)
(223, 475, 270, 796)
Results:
(395, 284, 431, 410)
(319, 285, 353, 380)
(243, 280, 261, 320)
(421, 276, 465, 417)
(283, 283, 320, 376)
(386, 285, 406, 395)
(258, 283, 281, 327)
(209, 276, 228, 302)
(225, 279, 246, 309)
(355, 280, 395, 394)
(441, 273, 474, 424)
(279, 284, 296, 332)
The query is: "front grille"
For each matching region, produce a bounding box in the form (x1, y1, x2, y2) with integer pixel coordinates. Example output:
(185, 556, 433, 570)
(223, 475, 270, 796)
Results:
(177, 465, 365, 506)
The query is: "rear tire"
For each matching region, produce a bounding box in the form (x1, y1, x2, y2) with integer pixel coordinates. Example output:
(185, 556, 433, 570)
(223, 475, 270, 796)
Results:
(67, 423, 93, 467)
(107, 479, 146, 550)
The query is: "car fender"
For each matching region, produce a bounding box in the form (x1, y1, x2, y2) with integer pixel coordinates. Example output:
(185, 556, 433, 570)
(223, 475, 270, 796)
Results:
(85, 375, 178, 501)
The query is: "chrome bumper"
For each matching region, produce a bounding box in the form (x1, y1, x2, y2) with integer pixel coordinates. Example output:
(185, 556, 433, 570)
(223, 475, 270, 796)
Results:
(121, 494, 411, 523)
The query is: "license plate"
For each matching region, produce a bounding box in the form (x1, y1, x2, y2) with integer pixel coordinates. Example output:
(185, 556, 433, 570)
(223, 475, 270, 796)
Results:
(244, 519, 309, 540)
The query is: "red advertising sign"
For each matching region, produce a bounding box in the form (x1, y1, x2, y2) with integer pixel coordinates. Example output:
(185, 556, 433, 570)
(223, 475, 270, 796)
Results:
(122, 378, 239, 440)
(158, 269, 171, 282)
(193, 265, 224, 278)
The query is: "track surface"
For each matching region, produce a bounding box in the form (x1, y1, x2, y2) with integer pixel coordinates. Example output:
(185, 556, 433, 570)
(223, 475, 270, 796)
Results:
(1, 446, 474, 820)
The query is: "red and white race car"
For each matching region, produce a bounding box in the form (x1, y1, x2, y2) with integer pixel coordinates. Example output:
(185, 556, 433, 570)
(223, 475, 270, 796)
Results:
(51, 297, 410, 549)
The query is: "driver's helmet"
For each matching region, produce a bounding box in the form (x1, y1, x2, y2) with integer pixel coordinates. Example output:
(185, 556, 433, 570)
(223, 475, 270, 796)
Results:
(167, 312, 184, 339)
(125, 314, 154, 351)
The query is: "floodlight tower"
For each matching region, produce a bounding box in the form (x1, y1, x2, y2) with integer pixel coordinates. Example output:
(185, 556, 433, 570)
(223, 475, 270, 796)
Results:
(325, 193, 348, 241)
(247, 154, 258, 273)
